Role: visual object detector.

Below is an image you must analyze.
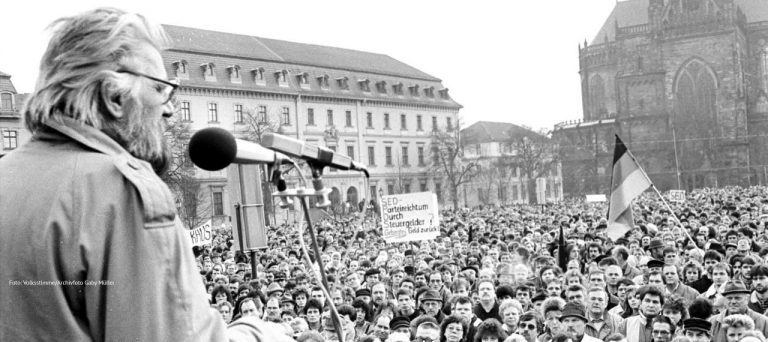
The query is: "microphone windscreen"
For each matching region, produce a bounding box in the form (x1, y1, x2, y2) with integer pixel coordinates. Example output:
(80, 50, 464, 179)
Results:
(188, 127, 237, 171)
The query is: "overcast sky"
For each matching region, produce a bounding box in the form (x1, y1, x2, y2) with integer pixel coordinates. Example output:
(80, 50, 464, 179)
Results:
(1, 0, 617, 131)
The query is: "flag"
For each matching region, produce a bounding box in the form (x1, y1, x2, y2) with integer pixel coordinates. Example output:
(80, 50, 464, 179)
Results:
(607, 135, 652, 241)
(558, 223, 568, 271)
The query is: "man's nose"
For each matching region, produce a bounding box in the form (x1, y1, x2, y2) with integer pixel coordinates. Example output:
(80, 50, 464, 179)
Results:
(162, 101, 175, 118)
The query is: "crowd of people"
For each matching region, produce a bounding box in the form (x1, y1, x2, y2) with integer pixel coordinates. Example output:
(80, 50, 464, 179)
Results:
(196, 186, 768, 342)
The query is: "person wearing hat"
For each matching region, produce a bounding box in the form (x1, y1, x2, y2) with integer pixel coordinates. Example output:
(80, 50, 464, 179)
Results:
(420, 289, 445, 323)
(559, 302, 602, 342)
(363, 268, 381, 289)
(266, 282, 284, 298)
(683, 318, 712, 342)
(648, 239, 665, 260)
(355, 288, 372, 306)
(389, 316, 411, 335)
(709, 280, 768, 341)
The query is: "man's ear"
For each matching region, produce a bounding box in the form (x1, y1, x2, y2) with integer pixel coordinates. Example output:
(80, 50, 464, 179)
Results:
(101, 78, 126, 119)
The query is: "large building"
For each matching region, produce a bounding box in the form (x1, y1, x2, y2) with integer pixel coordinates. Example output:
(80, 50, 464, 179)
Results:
(461, 121, 563, 206)
(553, 0, 768, 197)
(161, 25, 461, 223)
(0, 72, 29, 157)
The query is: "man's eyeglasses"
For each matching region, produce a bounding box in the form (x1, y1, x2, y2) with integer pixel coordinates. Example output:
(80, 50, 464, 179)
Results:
(518, 323, 536, 330)
(116, 69, 179, 104)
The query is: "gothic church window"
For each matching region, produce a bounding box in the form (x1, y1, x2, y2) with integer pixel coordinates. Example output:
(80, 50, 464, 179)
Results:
(589, 74, 607, 118)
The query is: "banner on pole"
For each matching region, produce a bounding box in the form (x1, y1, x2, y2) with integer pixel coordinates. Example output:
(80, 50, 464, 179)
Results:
(380, 192, 440, 243)
(189, 219, 213, 247)
(669, 190, 686, 203)
(586, 194, 607, 203)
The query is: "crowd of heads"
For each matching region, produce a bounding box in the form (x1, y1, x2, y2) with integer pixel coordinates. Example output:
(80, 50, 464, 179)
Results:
(195, 186, 768, 342)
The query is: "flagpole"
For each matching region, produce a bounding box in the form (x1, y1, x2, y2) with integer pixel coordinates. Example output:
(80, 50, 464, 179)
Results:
(621, 137, 699, 251)
(648, 184, 699, 251)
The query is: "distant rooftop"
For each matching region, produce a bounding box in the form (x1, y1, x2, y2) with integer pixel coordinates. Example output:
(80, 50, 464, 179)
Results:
(163, 25, 440, 82)
(591, 0, 768, 44)
(461, 121, 545, 145)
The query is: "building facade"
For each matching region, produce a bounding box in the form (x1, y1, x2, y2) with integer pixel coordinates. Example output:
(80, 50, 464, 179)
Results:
(553, 0, 768, 197)
(161, 25, 461, 224)
(461, 121, 563, 207)
(0, 71, 30, 158)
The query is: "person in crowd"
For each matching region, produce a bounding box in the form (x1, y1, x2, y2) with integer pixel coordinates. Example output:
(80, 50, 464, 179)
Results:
(440, 315, 467, 342)
(559, 302, 601, 342)
(618, 285, 664, 342)
(651, 315, 675, 342)
(709, 281, 768, 341)
(584, 287, 623, 340)
(682, 318, 712, 342)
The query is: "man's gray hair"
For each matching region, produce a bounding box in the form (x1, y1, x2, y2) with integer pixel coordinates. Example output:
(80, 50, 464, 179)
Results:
(24, 7, 168, 132)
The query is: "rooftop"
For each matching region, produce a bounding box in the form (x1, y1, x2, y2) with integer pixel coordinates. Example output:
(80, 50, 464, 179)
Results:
(461, 121, 545, 145)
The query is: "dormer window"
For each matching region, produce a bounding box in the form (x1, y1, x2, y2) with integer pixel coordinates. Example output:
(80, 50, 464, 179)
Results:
(317, 74, 330, 89)
(337, 77, 349, 90)
(275, 70, 289, 87)
(409, 85, 420, 96)
(376, 81, 387, 94)
(424, 87, 435, 98)
(393, 83, 404, 95)
(358, 79, 370, 92)
(172, 60, 189, 80)
(201, 63, 216, 81)
(438, 89, 450, 99)
(252, 68, 265, 85)
(297, 72, 310, 89)
(227, 65, 241, 84)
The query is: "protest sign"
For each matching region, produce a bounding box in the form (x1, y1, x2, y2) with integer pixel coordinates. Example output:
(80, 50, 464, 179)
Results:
(586, 194, 607, 203)
(380, 192, 440, 243)
(669, 190, 686, 203)
(189, 219, 213, 247)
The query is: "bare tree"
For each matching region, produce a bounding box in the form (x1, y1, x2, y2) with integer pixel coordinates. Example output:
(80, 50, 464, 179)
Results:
(161, 115, 212, 229)
(505, 130, 558, 205)
(430, 121, 480, 209)
(235, 107, 283, 225)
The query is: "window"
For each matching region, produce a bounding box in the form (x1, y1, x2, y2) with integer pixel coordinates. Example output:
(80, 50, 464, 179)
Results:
(401, 146, 409, 165)
(368, 146, 375, 165)
(234, 104, 243, 123)
(359, 79, 370, 92)
(384, 113, 390, 129)
(180, 101, 191, 121)
(345, 110, 353, 127)
(416, 115, 423, 131)
(213, 190, 224, 216)
(417, 146, 425, 166)
(438, 89, 450, 99)
(446, 117, 453, 131)
(393, 83, 404, 95)
(3, 130, 18, 150)
(404, 183, 411, 193)
(281, 107, 291, 125)
(256, 105, 267, 123)
(201, 63, 215, 80)
(337, 77, 349, 90)
(432, 116, 438, 132)
(327, 109, 334, 126)
(385, 146, 393, 166)
(432, 146, 440, 164)
(366, 112, 373, 128)
(173, 60, 188, 79)
(371, 185, 378, 199)
(208, 103, 218, 122)
(347, 146, 354, 159)
(328, 145, 337, 172)
(298, 73, 309, 88)
(424, 87, 435, 98)
(228, 65, 241, 83)
(400, 114, 407, 130)
(307, 108, 315, 125)
(0, 93, 12, 110)
(420, 181, 428, 192)
(376, 81, 387, 93)
(409, 85, 420, 96)
(252, 68, 265, 83)
(589, 74, 607, 119)
(276, 70, 288, 85)
(318, 75, 330, 89)
(387, 184, 395, 195)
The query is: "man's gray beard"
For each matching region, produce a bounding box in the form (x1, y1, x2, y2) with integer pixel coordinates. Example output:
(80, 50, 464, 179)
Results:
(102, 106, 171, 175)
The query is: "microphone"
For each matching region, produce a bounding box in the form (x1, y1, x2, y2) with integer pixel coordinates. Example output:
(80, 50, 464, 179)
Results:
(188, 127, 290, 171)
(261, 132, 369, 177)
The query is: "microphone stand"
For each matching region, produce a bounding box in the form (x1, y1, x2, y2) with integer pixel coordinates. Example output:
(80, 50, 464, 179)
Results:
(274, 162, 345, 342)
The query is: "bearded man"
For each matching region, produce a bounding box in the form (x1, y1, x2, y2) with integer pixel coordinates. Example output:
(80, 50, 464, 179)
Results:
(0, 8, 286, 341)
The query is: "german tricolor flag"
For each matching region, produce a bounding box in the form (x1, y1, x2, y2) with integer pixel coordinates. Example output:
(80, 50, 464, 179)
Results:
(607, 135, 652, 241)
